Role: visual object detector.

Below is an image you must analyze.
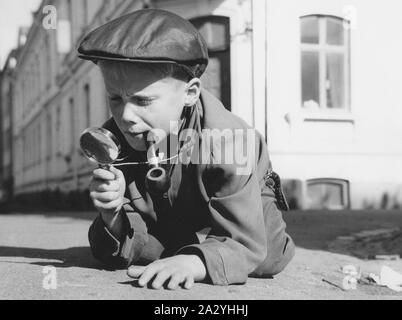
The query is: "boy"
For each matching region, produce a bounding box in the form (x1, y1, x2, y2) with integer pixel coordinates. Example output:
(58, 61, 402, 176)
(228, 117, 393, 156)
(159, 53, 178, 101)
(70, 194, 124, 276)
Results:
(78, 9, 295, 290)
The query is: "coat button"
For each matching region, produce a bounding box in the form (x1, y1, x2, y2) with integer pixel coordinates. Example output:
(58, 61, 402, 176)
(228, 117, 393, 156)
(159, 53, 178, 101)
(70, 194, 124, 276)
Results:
(265, 178, 275, 187)
(265, 178, 275, 189)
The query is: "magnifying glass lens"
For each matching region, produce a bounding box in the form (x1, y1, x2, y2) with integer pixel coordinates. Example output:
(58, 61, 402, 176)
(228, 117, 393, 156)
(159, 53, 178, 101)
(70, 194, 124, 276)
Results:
(80, 128, 121, 166)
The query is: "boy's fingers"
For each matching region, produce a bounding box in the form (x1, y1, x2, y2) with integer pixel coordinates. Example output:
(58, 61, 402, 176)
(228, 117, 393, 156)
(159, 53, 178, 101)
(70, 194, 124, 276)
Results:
(90, 179, 120, 192)
(151, 270, 172, 290)
(167, 274, 185, 291)
(90, 191, 120, 202)
(184, 276, 194, 290)
(100, 181, 119, 192)
(93, 198, 122, 211)
(109, 166, 124, 179)
(127, 266, 146, 279)
(138, 264, 163, 288)
(93, 168, 116, 181)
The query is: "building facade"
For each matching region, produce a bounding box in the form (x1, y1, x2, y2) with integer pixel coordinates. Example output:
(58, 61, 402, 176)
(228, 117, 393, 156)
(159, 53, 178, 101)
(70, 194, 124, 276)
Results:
(259, 0, 402, 209)
(0, 48, 20, 203)
(1, 0, 401, 210)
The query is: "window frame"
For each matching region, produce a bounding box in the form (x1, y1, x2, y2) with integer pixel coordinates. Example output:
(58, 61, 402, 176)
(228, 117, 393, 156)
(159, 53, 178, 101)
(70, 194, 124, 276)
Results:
(84, 83, 91, 128)
(306, 178, 351, 210)
(300, 15, 351, 113)
(190, 15, 232, 111)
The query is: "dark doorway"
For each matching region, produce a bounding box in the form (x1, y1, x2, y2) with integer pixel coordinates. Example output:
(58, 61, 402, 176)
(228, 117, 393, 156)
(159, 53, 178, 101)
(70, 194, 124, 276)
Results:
(191, 16, 232, 111)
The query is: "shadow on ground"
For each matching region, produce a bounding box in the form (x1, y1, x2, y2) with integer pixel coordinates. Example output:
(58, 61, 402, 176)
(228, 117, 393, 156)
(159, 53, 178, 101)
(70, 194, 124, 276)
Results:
(1, 209, 402, 262)
(0, 246, 106, 270)
(0, 210, 98, 221)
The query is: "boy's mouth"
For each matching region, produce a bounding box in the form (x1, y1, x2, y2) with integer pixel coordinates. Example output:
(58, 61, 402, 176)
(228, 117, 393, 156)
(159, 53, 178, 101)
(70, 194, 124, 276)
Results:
(125, 131, 146, 138)
(126, 129, 142, 134)
(125, 125, 150, 137)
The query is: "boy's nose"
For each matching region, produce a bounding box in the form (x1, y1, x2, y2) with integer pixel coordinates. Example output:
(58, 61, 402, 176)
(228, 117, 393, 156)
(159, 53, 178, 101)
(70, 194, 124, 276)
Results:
(121, 101, 141, 125)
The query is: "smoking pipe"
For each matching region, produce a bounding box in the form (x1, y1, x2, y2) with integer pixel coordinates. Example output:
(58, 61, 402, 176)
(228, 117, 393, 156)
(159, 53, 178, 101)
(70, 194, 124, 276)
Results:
(144, 135, 171, 195)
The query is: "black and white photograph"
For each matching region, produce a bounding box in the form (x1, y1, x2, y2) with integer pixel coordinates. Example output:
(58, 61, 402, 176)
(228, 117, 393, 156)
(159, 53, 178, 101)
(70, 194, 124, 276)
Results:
(0, 0, 402, 303)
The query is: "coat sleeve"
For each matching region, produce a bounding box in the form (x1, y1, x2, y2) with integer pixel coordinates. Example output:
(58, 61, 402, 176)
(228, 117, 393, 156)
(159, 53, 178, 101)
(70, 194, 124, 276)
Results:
(176, 129, 268, 285)
(87, 117, 164, 267)
(88, 204, 150, 269)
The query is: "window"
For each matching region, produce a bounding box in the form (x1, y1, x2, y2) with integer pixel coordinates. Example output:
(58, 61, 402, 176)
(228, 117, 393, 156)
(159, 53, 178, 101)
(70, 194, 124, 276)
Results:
(3, 130, 10, 153)
(56, 105, 61, 155)
(36, 54, 41, 97)
(57, 0, 73, 54)
(67, 0, 73, 34)
(33, 125, 38, 165)
(69, 98, 75, 153)
(82, 0, 89, 28)
(300, 15, 351, 110)
(84, 84, 91, 128)
(191, 16, 231, 111)
(36, 123, 41, 165)
(46, 111, 52, 160)
(307, 178, 350, 210)
(45, 35, 52, 89)
(23, 133, 27, 168)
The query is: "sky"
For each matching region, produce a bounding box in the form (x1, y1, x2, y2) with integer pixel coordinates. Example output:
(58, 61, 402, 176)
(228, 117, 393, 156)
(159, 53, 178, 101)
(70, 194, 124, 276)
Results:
(0, 0, 42, 69)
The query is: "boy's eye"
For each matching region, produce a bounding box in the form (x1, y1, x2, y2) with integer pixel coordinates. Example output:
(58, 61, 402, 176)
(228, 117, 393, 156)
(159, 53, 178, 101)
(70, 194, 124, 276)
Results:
(108, 95, 153, 107)
(109, 96, 122, 103)
(133, 97, 153, 106)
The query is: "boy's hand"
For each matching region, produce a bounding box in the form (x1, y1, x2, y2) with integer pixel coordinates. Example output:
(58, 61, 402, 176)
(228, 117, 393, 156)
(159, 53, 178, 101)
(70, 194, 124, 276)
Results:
(127, 255, 207, 290)
(90, 166, 126, 226)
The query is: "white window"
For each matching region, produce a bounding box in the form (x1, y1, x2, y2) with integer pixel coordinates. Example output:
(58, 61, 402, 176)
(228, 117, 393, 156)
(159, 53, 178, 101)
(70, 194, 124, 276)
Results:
(307, 178, 350, 210)
(300, 15, 351, 111)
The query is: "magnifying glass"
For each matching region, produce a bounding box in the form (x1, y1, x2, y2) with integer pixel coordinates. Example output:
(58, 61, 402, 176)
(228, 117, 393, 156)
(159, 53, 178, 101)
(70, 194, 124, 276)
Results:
(80, 127, 121, 168)
(79, 127, 171, 194)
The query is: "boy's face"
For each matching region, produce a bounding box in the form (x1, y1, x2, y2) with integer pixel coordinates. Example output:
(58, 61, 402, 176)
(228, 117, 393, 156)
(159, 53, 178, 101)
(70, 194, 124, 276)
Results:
(99, 61, 196, 151)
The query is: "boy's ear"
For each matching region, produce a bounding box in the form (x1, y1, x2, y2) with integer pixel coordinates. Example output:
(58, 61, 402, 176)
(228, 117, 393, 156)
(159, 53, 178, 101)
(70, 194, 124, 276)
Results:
(184, 78, 201, 106)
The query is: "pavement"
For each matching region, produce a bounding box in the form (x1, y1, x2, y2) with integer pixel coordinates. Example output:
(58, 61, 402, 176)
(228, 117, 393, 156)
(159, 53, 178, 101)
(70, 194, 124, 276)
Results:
(1, 210, 402, 300)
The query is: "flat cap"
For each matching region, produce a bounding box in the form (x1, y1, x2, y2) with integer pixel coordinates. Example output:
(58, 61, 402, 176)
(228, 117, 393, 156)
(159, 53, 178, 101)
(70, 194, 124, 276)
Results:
(78, 9, 209, 78)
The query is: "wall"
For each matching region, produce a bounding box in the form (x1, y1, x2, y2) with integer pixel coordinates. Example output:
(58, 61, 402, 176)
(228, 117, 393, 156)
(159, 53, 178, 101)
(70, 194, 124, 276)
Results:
(261, 0, 402, 208)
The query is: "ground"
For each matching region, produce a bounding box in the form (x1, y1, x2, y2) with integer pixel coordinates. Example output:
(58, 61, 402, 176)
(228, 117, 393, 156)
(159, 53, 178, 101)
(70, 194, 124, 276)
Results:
(0, 210, 402, 300)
